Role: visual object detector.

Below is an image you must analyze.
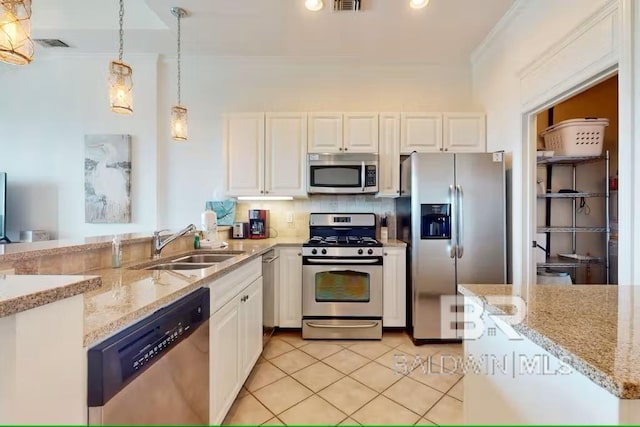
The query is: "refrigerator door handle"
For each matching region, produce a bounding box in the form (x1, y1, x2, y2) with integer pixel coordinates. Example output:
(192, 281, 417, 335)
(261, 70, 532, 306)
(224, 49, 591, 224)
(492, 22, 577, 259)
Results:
(449, 185, 457, 259)
(456, 184, 464, 258)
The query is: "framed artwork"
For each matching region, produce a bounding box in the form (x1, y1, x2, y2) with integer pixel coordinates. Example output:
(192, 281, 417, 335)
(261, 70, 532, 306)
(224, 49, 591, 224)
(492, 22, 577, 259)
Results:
(205, 200, 236, 226)
(85, 134, 132, 223)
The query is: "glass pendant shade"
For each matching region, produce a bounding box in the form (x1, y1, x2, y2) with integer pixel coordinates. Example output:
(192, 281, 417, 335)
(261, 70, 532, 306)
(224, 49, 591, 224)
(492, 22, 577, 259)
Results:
(171, 105, 188, 141)
(305, 0, 323, 11)
(108, 60, 133, 114)
(409, 0, 430, 9)
(0, 0, 34, 65)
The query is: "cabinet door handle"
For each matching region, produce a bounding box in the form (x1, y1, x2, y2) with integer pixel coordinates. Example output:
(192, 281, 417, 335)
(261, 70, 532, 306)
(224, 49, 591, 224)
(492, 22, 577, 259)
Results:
(260, 190, 264, 194)
(297, 253, 302, 256)
(344, 147, 348, 151)
(445, 148, 449, 151)
(440, 148, 443, 151)
(339, 147, 343, 151)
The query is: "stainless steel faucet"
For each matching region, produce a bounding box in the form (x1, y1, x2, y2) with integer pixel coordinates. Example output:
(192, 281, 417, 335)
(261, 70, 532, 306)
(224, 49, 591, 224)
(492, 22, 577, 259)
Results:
(152, 224, 197, 258)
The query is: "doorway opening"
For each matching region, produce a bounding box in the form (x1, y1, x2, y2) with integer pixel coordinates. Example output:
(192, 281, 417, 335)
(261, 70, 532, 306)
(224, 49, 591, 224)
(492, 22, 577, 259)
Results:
(532, 75, 619, 285)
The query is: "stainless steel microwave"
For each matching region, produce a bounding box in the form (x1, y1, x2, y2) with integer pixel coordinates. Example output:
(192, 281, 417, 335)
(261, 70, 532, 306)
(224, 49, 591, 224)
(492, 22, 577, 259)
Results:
(307, 153, 378, 194)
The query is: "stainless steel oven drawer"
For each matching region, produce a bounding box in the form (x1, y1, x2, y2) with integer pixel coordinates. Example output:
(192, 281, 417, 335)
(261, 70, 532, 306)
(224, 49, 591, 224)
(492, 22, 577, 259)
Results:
(302, 317, 382, 340)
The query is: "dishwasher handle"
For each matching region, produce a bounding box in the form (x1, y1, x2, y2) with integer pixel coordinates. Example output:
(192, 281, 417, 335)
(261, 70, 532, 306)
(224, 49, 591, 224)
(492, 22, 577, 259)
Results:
(262, 256, 279, 264)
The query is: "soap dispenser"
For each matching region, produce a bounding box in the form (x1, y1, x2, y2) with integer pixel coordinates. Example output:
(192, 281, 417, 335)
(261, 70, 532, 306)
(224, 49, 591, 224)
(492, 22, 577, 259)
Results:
(111, 235, 122, 268)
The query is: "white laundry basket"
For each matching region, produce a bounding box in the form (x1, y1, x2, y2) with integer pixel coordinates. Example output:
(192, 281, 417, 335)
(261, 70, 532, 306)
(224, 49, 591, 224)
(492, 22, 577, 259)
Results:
(540, 117, 609, 156)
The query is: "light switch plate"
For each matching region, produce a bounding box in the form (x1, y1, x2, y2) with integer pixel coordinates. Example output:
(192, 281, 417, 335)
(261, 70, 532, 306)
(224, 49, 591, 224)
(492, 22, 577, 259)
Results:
(492, 152, 503, 162)
(286, 212, 294, 223)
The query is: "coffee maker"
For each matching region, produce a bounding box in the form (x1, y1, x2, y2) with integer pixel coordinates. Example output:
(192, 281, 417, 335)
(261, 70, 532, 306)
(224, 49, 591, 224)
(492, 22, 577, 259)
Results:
(248, 209, 269, 239)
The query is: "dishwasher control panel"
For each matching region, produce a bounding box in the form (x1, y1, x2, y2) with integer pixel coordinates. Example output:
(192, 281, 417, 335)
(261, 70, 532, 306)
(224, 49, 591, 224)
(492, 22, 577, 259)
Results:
(88, 288, 210, 407)
(131, 322, 185, 372)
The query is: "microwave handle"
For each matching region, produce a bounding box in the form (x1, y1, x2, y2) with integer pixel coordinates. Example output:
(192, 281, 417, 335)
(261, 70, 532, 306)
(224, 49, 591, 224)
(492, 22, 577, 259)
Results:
(361, 161, 366, 192)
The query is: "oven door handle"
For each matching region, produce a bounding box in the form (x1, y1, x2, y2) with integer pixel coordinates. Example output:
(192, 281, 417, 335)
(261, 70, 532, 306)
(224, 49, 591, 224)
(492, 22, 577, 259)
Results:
(305, 258, 381, 264)
(306, 321, 380, 329)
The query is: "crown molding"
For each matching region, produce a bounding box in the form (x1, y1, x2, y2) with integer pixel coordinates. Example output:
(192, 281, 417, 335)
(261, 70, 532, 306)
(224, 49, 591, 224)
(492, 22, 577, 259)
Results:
(470, 0, 528, 66)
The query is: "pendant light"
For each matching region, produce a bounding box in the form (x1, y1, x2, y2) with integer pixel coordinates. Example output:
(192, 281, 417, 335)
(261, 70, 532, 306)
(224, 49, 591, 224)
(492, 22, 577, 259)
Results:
(305, 0, 323, 11)
(409, 0, 430, 9)
(170, 7, 188, 141)
(108, 0, 133, 114)
(0, 0, 34, 65)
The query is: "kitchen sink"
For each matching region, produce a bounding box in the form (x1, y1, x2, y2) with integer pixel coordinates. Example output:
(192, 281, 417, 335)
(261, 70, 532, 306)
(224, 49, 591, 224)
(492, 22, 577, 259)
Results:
(170, 254, 237, 263)
(129, 251, 244, 271)
(144, 262, 215, 270)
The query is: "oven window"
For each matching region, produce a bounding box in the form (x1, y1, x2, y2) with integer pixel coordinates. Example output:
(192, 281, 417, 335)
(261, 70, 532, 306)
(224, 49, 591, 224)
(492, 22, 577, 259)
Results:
(315, 270, 370, 302)
(310, 166, 361, 187)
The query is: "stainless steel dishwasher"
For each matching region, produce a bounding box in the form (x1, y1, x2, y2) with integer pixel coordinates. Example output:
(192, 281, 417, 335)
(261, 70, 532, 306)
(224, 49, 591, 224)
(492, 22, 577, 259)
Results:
(87, 288, 210, 425)
(262, 250, 279, 344)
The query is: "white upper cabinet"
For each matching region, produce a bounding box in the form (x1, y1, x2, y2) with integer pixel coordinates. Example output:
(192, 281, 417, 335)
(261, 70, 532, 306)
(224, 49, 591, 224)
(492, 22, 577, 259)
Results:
(225, 113, 307, 198)
(377, 113, 400, 198)
(308, 113, 343, 153)
(265, 113, 308, 197)
(400, 112, 486, 153)
(308, 112, 378, 153)
(400, 112, 443, 154)
(443, 112, 486, 152)
(343, 113, 379, 153)
(225, 113, 265, 196)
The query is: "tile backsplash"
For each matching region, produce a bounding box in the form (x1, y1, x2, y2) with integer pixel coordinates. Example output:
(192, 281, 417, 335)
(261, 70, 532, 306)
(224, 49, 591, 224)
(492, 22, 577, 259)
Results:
(234, 195, 396, 239)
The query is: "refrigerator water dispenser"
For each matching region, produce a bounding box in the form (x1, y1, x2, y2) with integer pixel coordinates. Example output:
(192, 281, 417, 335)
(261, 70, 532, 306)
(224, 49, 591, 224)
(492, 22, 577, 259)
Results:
(420, 204, 451, 239)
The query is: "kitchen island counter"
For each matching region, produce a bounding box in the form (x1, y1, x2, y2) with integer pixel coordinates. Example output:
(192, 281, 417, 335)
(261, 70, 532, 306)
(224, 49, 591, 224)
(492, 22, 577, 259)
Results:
(0, 274, 101, 318)
(460, 283, 640, 424)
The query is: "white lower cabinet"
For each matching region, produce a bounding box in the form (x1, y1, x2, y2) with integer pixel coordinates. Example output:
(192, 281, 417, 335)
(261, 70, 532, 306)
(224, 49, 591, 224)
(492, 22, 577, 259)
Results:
(240, 278, 263, 380)
(210, 295, 241, 424)
(277, 247, 303, 328)
(209, 261, 263, 424)
(383, 247, 406, 327)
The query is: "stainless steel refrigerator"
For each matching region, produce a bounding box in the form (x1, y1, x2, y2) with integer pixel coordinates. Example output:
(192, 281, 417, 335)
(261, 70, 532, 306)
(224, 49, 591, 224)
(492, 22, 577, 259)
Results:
(396, 152, 507, 342)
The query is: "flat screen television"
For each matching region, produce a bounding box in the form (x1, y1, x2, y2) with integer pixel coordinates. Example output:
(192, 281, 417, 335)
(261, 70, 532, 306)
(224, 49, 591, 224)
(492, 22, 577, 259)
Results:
(0, 172, 9, 243)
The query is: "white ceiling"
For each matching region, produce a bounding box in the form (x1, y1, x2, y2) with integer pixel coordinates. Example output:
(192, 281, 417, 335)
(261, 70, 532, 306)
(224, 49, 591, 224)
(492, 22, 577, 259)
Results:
(30, 0, 514, 63)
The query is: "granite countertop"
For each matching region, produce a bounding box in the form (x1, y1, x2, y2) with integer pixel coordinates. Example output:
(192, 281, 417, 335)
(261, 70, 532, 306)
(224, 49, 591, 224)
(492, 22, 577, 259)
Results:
(0, 233, 154, 263)
(83, 238, 305, 346)
(0, 233, 404, 345)
(0, 274, 102, 318)
(459, 284, 640, 399)
(381, 239, 407, 247)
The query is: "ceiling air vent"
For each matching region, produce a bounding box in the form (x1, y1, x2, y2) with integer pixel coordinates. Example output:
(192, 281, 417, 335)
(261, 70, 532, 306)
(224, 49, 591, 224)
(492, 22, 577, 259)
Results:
(34, 39, 71, 48)
(333, 0, 361, 11)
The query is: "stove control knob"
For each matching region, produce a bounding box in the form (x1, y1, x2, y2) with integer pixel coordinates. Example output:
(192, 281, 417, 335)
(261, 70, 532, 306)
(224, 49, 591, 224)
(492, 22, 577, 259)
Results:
(368, 249, 374, 255)
(321, 249, 327, 255)
(311, 249, 317, 255)
(358, 249, 363, 255)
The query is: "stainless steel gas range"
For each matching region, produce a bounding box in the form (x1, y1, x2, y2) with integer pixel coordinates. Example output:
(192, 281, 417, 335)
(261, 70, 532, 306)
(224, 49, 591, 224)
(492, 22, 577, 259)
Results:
(302, 213, 383, 340)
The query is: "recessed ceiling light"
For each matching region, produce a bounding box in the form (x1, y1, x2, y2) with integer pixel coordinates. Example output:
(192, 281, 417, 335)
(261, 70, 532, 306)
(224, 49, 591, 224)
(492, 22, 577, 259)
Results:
(409, 0, 430, 9)
(305, 0, 323, 11)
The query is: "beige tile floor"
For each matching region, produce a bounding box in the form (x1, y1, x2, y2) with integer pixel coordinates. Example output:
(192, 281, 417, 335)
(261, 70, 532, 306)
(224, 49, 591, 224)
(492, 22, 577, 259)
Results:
(222, 331, 464, 426)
